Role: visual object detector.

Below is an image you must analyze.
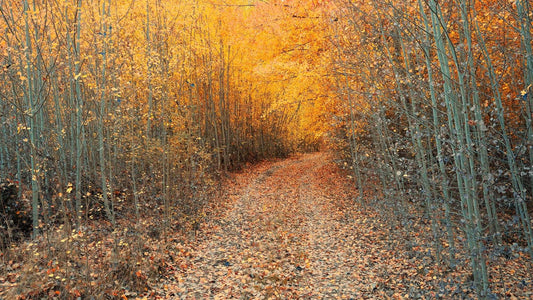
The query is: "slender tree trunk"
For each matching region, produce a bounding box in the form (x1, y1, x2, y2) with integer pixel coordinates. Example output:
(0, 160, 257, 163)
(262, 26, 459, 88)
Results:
(97, 0, 114, 223)
(418, 0, 456, 266)
(23, 0, 40, 238)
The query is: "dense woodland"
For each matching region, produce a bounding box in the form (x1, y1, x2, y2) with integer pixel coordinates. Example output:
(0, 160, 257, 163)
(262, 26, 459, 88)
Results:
(0, 0, 532, 298)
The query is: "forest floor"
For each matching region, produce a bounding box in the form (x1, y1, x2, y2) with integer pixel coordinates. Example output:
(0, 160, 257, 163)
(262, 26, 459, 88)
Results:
(155, 152, 532, 299)
(1, 153, 532, 299)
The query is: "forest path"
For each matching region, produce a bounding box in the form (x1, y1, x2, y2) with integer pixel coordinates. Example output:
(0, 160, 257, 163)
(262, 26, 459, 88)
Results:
(161, 153, 411, 299)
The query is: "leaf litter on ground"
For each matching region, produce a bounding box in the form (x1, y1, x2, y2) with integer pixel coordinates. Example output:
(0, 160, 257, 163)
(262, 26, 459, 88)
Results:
(156, 153, 532, 299)
(1, 153, 531, 299)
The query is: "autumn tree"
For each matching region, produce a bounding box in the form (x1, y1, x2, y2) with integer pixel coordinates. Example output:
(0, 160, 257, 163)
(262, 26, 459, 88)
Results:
(329, 0, 533, 296)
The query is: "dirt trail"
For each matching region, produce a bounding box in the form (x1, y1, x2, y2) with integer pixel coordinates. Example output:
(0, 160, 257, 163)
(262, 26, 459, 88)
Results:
(160, 153, 404, 299)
